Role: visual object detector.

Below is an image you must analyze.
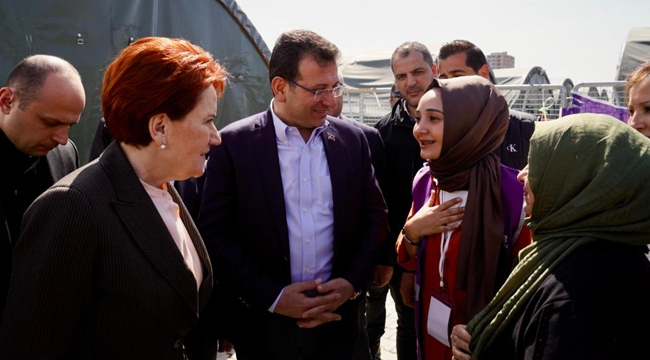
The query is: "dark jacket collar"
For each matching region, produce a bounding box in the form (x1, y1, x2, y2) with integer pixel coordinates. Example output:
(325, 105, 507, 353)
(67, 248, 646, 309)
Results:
(0, 129, 40, 181)
(388, 98, 415, 127)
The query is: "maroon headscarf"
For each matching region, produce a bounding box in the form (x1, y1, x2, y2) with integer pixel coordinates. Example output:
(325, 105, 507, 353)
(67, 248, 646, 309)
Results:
(426, 76, 509, 319)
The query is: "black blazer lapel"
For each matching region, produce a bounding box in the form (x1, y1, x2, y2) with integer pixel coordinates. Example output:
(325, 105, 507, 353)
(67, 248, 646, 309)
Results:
(251, 110, 290, 256)
(101, 143, 199, 312)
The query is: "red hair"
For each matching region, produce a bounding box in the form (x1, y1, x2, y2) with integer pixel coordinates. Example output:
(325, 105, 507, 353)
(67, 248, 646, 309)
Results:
(101, 37, 228, 146)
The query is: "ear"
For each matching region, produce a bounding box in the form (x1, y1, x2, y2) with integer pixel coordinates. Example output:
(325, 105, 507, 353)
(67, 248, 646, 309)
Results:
(0, 87, 15, 114)
(431, 63, 438, 77)
(149, 113, 169, 147)
(271, 76, 288, 102)
(478, 64, 490, 80)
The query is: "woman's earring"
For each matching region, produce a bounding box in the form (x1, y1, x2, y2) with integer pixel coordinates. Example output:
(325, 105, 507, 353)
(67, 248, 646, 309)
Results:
(160, 142, 167, 150)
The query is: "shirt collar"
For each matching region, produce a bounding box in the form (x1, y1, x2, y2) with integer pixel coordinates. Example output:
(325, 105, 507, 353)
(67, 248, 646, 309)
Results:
(270, 99, 330, 143)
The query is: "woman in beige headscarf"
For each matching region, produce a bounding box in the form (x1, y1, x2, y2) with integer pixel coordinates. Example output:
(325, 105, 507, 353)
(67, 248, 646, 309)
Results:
(460, 114, 650, 360)
(396, 76, 531, 360)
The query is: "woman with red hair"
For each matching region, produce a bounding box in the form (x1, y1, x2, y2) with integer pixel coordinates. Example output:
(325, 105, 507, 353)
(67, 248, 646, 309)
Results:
(0, 37, 227, 359)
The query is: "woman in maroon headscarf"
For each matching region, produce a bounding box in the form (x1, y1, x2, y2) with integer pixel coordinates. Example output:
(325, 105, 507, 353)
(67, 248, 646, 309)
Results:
(396, 76, 531, 360)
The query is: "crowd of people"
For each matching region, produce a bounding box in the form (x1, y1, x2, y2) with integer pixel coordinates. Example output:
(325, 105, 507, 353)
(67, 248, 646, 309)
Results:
(0, 29, 648, 360)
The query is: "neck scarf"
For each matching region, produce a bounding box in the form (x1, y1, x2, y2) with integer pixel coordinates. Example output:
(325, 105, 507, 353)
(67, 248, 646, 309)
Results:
(468, 114, 650, 358)
(427, 76, 509, 319)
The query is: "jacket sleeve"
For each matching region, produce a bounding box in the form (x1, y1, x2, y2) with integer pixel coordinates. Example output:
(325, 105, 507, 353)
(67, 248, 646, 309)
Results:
(197, 139, 286, 310)
(0, 187, 96, 359)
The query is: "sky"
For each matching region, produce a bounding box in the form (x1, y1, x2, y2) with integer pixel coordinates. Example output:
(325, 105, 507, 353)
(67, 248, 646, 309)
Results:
(233, 0, 649, 84)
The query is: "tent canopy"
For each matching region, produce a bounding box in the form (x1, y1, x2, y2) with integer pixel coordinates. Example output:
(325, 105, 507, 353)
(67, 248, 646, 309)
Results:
(494, 66, 550, 86)
(339, 45, 439, 89)
(616, 27, 650, 81)
(0, 0, 273, 163)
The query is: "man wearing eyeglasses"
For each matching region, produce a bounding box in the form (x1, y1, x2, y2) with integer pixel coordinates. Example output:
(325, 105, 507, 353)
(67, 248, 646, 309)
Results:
(198, 29, 388, 360)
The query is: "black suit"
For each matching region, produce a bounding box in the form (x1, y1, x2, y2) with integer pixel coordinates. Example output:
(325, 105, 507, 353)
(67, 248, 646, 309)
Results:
(198, 110, 388, 360)
(0, 142, 213, 359)
(0, 130, 79, 321)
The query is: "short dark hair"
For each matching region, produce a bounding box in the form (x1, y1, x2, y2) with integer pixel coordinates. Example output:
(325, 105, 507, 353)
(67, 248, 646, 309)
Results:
(268, 29, 339, 84)
(102, 37, 228, 146)
(5, 55, 80, 110)
(390, 83, 400, 98)
(390, 42, 434, 71)
(438, 40, 488, 74)
(626, 61, 650, 103)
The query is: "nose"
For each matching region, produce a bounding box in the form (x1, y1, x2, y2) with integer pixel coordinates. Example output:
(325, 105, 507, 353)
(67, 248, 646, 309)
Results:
(52, 126, 70, 146)
(321, 92, 337, 108)
(412, 121, 425, 138)
(628, 112, 645, 130)
(210, 125, 222, 146)
(406, 73, 417, 87)
(516, 165, 529, 184)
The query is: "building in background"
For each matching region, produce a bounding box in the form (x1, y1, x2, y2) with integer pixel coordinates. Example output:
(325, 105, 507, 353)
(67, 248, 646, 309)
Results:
(488, 52, 515, 69)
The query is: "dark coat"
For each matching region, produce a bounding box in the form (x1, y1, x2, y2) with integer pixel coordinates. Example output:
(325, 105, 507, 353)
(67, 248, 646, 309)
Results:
(481, 241, 650, 360)
(374, 100, 425, 266)
(198, 110, 388, 358)
(494, 109, 535, 170)
(0, 142, 213, 359)
(0, 136, 78, 320)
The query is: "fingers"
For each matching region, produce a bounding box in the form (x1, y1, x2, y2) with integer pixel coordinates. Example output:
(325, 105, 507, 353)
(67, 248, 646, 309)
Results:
(400, 273, 416, 308)
(218, 339, 234, 353)
(301, 294, 342, 318)
(297, 312, 341, 328)
(287, 278, 322, 293)
(427, 189, 436, 206)
(438, 197, 462, 210)
(451, 324, 472, 360)
(316, 278, 353, 296)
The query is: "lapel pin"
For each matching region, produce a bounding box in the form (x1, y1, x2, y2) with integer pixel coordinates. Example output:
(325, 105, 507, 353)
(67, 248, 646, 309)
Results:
(327, 133, 336, 141)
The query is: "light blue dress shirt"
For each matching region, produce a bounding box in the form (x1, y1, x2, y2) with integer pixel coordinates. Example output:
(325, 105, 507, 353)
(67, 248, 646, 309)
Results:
(271, 105, 335, 286)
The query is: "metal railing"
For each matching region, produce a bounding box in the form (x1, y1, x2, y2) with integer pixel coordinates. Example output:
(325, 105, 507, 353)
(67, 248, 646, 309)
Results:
(341, 88, 392, 125)
(340, 82, 628, 124)
(571, 81, 626, 107)
(495, 84, 569, 120)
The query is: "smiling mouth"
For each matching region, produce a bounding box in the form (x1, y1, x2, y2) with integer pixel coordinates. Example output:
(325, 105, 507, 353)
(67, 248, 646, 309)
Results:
(419, 140, 435, 146)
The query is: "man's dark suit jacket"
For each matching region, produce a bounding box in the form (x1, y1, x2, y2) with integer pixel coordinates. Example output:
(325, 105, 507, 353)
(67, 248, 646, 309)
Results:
(198, 109, 388, 358)
(0, 139, 78, 320)
(340, 115, 392, 265)
(0, 142, 213, 359)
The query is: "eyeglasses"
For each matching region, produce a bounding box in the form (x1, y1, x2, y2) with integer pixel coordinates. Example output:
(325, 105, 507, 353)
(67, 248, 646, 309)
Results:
(289, 80, 345, 101)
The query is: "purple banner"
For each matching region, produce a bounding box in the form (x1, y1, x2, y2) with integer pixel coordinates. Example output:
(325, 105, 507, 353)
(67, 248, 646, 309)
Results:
(561, 92, 629, 123)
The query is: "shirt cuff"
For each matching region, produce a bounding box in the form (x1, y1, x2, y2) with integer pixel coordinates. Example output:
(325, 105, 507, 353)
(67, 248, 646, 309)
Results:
(268, 288, 284, 313)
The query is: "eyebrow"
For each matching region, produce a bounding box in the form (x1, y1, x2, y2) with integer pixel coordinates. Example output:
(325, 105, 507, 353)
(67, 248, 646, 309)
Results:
(424, 108, 444, 114)
(41, 116, 79, 126)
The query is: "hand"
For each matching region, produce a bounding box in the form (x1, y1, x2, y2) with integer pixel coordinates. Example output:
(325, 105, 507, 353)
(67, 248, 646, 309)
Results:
(218, 338, 234, 353)
(400, 271, 416, 308)
(274, 279, 341, 320)
(451, 324, 472, 360)
(372, 265, 393, 288)
(403, 191, 464, 240)
(297, 278, 354, 328)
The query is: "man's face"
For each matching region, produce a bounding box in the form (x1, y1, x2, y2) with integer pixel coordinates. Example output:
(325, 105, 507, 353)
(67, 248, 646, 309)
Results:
(0, 72, 85, 156)
(392, 52, 435, 111)
(278, 56, 339, 132)
(438, 52, 488, 80)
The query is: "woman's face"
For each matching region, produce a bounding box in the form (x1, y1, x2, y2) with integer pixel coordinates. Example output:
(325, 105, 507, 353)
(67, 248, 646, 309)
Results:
(166, 85, 221, 180)
(413, 88, 444, 160)
(517, 165, 535, 215)
(628, 76, 650, 139)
